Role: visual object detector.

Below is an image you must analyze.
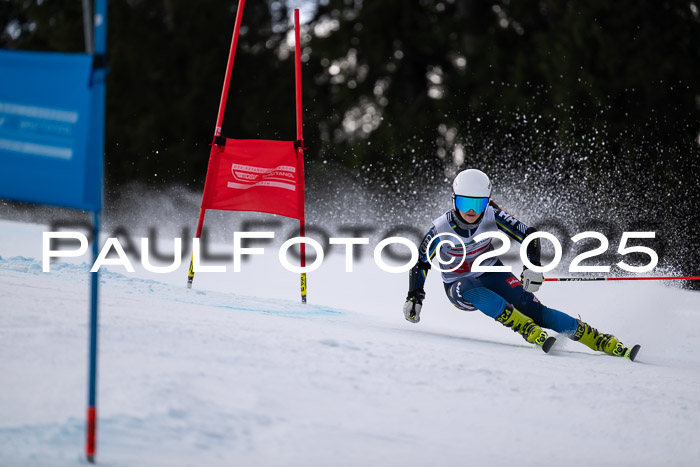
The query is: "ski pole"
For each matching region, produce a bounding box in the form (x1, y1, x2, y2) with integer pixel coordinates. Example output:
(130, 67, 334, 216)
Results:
(545, 276, 700, 282)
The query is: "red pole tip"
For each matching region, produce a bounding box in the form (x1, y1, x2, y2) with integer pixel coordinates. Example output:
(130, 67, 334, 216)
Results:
(86, 406, 97, 461)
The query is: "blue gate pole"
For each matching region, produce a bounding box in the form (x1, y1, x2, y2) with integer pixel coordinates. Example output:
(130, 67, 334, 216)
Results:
(86, 0, 107, 463)
(86, 211, 100, 463)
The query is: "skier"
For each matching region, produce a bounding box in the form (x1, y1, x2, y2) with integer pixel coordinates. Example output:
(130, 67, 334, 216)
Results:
(403, 168, 640, 360)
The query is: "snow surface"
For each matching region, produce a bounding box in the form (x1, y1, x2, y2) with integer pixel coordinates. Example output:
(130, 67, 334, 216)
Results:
(1, 218, 700, 466)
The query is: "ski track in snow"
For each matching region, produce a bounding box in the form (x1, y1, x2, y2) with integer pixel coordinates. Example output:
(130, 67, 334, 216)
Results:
(1, 220, 700, 466)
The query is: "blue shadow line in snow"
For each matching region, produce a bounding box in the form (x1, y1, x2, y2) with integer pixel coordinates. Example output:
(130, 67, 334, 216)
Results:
(213, 303, 343, 317)
(172, 297, 343, 318)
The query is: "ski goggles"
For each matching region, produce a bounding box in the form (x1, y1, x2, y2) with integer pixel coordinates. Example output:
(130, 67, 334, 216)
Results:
(454, 196, 489, 213)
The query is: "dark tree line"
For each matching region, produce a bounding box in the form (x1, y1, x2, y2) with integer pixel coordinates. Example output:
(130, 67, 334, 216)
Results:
(3, 1, 699, 182)
(3, 0, 700, 284)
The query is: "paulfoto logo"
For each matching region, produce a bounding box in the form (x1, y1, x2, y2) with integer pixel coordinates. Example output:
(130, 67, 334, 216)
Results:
(41, 230, 659, 275)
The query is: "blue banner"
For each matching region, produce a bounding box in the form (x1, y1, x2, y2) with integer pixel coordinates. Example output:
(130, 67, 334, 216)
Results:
(0, 49, 102, 211)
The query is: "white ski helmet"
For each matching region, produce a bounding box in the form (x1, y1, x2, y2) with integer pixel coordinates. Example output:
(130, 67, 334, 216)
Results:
(452, 169, 492, 214)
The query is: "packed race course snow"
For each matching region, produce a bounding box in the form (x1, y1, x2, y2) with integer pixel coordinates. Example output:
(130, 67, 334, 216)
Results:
(1, 219, 699, 466)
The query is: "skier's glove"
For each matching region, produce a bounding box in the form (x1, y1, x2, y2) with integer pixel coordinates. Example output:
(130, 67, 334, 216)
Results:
(403, 291, 424, 323)
(521, 267, 544, 293)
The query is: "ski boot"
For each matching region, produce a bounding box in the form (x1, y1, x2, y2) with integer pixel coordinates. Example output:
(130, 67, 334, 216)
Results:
(495, 304, 555, 352)
(570, 320, 640, 360)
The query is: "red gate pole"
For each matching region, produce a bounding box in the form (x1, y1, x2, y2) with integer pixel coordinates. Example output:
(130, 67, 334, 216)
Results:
(294, 9, 307, 303)
(188, 0, 247, 288)
(545, 276, 700, 282)
(213, 0, 246, 138)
